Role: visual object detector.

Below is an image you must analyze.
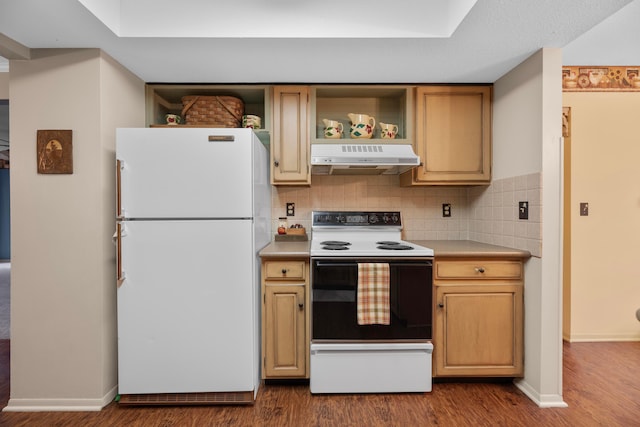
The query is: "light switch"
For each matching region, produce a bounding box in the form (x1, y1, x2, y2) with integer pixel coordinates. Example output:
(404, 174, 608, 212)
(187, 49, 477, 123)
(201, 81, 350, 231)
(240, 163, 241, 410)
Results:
(519, 201, 528, 220)
(580, 202, 589, 216)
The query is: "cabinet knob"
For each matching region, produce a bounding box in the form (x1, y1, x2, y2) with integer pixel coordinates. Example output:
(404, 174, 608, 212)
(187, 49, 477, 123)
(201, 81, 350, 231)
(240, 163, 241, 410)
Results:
(281, 268, 288, 274)
(298, 303, 304, 310)
(475, 267, 485, 273)
(438, 303, 444, 308)
(274, 160, 280, 167)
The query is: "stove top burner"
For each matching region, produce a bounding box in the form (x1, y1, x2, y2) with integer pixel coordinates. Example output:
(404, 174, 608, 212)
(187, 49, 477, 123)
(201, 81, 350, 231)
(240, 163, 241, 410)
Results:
(376, 241, 401, 245)
(320, 241, 351, 246)
(376, 244, 414, 250)
(321, 240, 351, 251)
(322, 245, 350, 251)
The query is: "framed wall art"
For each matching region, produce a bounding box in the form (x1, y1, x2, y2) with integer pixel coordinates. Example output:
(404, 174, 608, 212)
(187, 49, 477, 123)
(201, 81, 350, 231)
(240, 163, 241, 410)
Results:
(37, 129, 73, 174)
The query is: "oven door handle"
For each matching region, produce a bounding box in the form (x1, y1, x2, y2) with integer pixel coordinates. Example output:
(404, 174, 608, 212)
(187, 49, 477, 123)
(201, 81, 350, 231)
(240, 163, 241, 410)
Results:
(314, 262, 359, 268)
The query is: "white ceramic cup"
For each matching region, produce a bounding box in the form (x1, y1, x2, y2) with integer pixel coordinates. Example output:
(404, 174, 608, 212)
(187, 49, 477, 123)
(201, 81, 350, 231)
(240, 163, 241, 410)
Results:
(379, 122, 399, 139)
(323, 119, 344, 139)
(165, 114, 181, 125)
(242, 115, 261, 129)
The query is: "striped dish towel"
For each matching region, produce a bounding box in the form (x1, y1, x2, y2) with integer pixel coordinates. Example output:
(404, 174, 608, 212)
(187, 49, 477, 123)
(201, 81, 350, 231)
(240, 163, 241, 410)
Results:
(357, 263, 391, 325)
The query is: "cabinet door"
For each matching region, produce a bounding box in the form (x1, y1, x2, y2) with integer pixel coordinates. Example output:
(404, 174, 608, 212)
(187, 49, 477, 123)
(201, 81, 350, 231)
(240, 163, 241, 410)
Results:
(434, 283, 523, 377)
(263, 284, 307, 378)
(404, 86, 491, 185)
(271, 86, 310, 185)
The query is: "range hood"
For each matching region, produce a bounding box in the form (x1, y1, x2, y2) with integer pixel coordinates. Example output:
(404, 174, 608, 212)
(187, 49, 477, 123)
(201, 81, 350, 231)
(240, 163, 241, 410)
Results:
(311, 144, 420, 175)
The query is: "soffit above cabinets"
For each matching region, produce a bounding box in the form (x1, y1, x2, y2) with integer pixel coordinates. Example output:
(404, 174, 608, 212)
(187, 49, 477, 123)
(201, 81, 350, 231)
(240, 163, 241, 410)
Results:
(79, 0, 478, 39)
(0, 0, 637, 83)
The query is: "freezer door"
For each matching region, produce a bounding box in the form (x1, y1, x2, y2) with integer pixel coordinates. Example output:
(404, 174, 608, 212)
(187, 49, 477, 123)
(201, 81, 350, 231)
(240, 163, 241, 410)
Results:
(116, 128, 261, 219)
(117, 219, 256, 394)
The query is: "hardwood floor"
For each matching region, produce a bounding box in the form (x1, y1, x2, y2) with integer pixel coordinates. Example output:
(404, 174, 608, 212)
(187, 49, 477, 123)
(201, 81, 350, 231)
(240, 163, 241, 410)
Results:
(0, 340, 638, 426)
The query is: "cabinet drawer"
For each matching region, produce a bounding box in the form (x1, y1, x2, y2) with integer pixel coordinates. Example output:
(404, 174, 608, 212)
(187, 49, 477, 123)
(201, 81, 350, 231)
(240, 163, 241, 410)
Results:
(264, 261, 306, 280)
(435, 260, 522, 280)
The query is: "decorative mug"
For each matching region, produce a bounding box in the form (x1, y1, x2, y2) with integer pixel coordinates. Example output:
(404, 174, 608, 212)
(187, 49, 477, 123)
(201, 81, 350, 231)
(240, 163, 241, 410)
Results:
(323, 119, 344, 139)
(348, 113, 375, 139)
(165, 114, 181, 125)
(379, 122, 399, 139)
(242, 115, 261, 129)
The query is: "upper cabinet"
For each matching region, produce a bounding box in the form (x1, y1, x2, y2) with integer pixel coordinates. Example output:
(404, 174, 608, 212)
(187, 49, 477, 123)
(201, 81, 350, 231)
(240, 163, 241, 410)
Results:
(145, 84, 271, 146)
(400, 86, 492, 186)
(311, 86, 414, 145)
(271, 86, 311, 185)
(145, 84, 493, 186)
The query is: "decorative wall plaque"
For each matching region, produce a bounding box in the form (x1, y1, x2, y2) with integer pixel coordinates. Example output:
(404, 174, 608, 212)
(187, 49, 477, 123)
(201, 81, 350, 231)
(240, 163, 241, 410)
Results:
(37, 130, 73, 174)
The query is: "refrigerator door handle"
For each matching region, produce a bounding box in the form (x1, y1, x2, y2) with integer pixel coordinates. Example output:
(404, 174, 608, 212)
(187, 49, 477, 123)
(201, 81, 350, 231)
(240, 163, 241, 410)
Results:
(116, 159, 125, 219)
(208, 135, 235, 142)
(116, 223, 126, 288)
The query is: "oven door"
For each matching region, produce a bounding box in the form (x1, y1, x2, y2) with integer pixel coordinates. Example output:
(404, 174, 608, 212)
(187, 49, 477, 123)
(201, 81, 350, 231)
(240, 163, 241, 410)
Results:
(311, 258, 433, 341)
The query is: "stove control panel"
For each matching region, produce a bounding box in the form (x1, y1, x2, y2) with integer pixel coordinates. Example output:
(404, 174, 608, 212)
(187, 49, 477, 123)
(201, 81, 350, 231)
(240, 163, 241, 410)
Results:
(312, 211, 402, 227)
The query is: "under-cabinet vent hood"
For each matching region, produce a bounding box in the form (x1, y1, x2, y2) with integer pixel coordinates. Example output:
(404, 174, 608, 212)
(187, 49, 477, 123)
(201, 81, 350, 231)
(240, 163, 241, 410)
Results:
(311, 144, 420, 175)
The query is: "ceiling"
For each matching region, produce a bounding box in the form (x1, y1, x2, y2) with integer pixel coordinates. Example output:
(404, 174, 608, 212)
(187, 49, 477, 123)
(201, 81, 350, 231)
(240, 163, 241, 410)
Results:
(0, 0, 639, 83)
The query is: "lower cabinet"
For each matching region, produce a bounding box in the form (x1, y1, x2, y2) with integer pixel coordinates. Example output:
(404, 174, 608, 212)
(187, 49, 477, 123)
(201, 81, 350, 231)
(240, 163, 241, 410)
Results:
(433, 258, 524, 377)
(261, 259, 310, 379)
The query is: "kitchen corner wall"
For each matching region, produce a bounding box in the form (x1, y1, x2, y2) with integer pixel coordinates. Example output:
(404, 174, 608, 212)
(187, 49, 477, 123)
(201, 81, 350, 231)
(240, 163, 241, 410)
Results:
(468, 172, 543, 258)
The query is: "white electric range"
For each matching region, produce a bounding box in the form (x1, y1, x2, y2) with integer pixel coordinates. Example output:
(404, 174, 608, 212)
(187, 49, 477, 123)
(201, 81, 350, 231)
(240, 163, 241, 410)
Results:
(309, 211, 435, 394)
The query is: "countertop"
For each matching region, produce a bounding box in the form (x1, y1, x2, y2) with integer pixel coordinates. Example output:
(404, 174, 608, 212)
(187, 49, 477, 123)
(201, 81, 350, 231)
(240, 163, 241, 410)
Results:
(410, 240, 531, 259)
(258, 240, 530, 259)
(258, 241, 310, 258)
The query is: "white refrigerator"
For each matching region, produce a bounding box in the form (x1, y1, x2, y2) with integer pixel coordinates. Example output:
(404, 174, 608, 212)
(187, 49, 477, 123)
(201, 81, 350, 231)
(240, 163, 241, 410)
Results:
(115, 128, 271, 399)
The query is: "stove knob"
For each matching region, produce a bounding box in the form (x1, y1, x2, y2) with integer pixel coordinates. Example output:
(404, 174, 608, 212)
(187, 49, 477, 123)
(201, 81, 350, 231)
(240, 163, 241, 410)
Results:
(382, 215, 390, 223)
(392, 214, 399, 223)
(369, 214, 378, 224)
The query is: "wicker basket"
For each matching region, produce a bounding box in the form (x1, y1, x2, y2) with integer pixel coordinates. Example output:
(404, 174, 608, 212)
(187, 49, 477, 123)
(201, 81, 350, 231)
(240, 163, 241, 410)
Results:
(181, 95, 244, 127)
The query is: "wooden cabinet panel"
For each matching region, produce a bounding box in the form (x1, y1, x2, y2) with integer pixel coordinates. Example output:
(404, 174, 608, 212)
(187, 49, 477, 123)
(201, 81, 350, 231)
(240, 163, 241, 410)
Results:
(264, 260, 306, 280)
(435, 259, 523, 280)
(261, 258, 310, 379)
(401, 85, 491, 186)
(433, 257, 524, 377)
(271, 86, 310, 185)
(435, 284, 523, 376)
(263, 284, 306, 378)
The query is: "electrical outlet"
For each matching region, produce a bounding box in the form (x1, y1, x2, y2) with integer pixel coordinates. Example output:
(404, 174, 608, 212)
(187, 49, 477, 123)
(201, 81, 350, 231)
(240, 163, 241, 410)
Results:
(580, 202, 589, 216)
(286, 202, 295, 216)
(519, 201, 529, 220)
(442, 203, 451, 218)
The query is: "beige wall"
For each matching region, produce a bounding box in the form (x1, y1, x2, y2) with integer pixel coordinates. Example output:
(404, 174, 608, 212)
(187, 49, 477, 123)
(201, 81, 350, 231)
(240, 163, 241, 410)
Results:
(6, 49, 144, 410)
(563, 91, 640, 342)
(0, 73, 8, 98)
(492, 48, 565, 407)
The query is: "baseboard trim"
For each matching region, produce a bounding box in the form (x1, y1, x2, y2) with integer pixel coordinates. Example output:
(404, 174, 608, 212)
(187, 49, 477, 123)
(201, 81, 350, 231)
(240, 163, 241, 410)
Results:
(566, 333, 640, 342)
(3, 385, 118, 412)
(514, 379, 568, 408)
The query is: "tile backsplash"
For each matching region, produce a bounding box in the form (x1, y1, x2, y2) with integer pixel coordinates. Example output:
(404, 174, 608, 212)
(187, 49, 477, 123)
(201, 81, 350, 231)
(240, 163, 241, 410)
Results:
(271, 172, 542, 258)
(468, 173, 542, 257)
